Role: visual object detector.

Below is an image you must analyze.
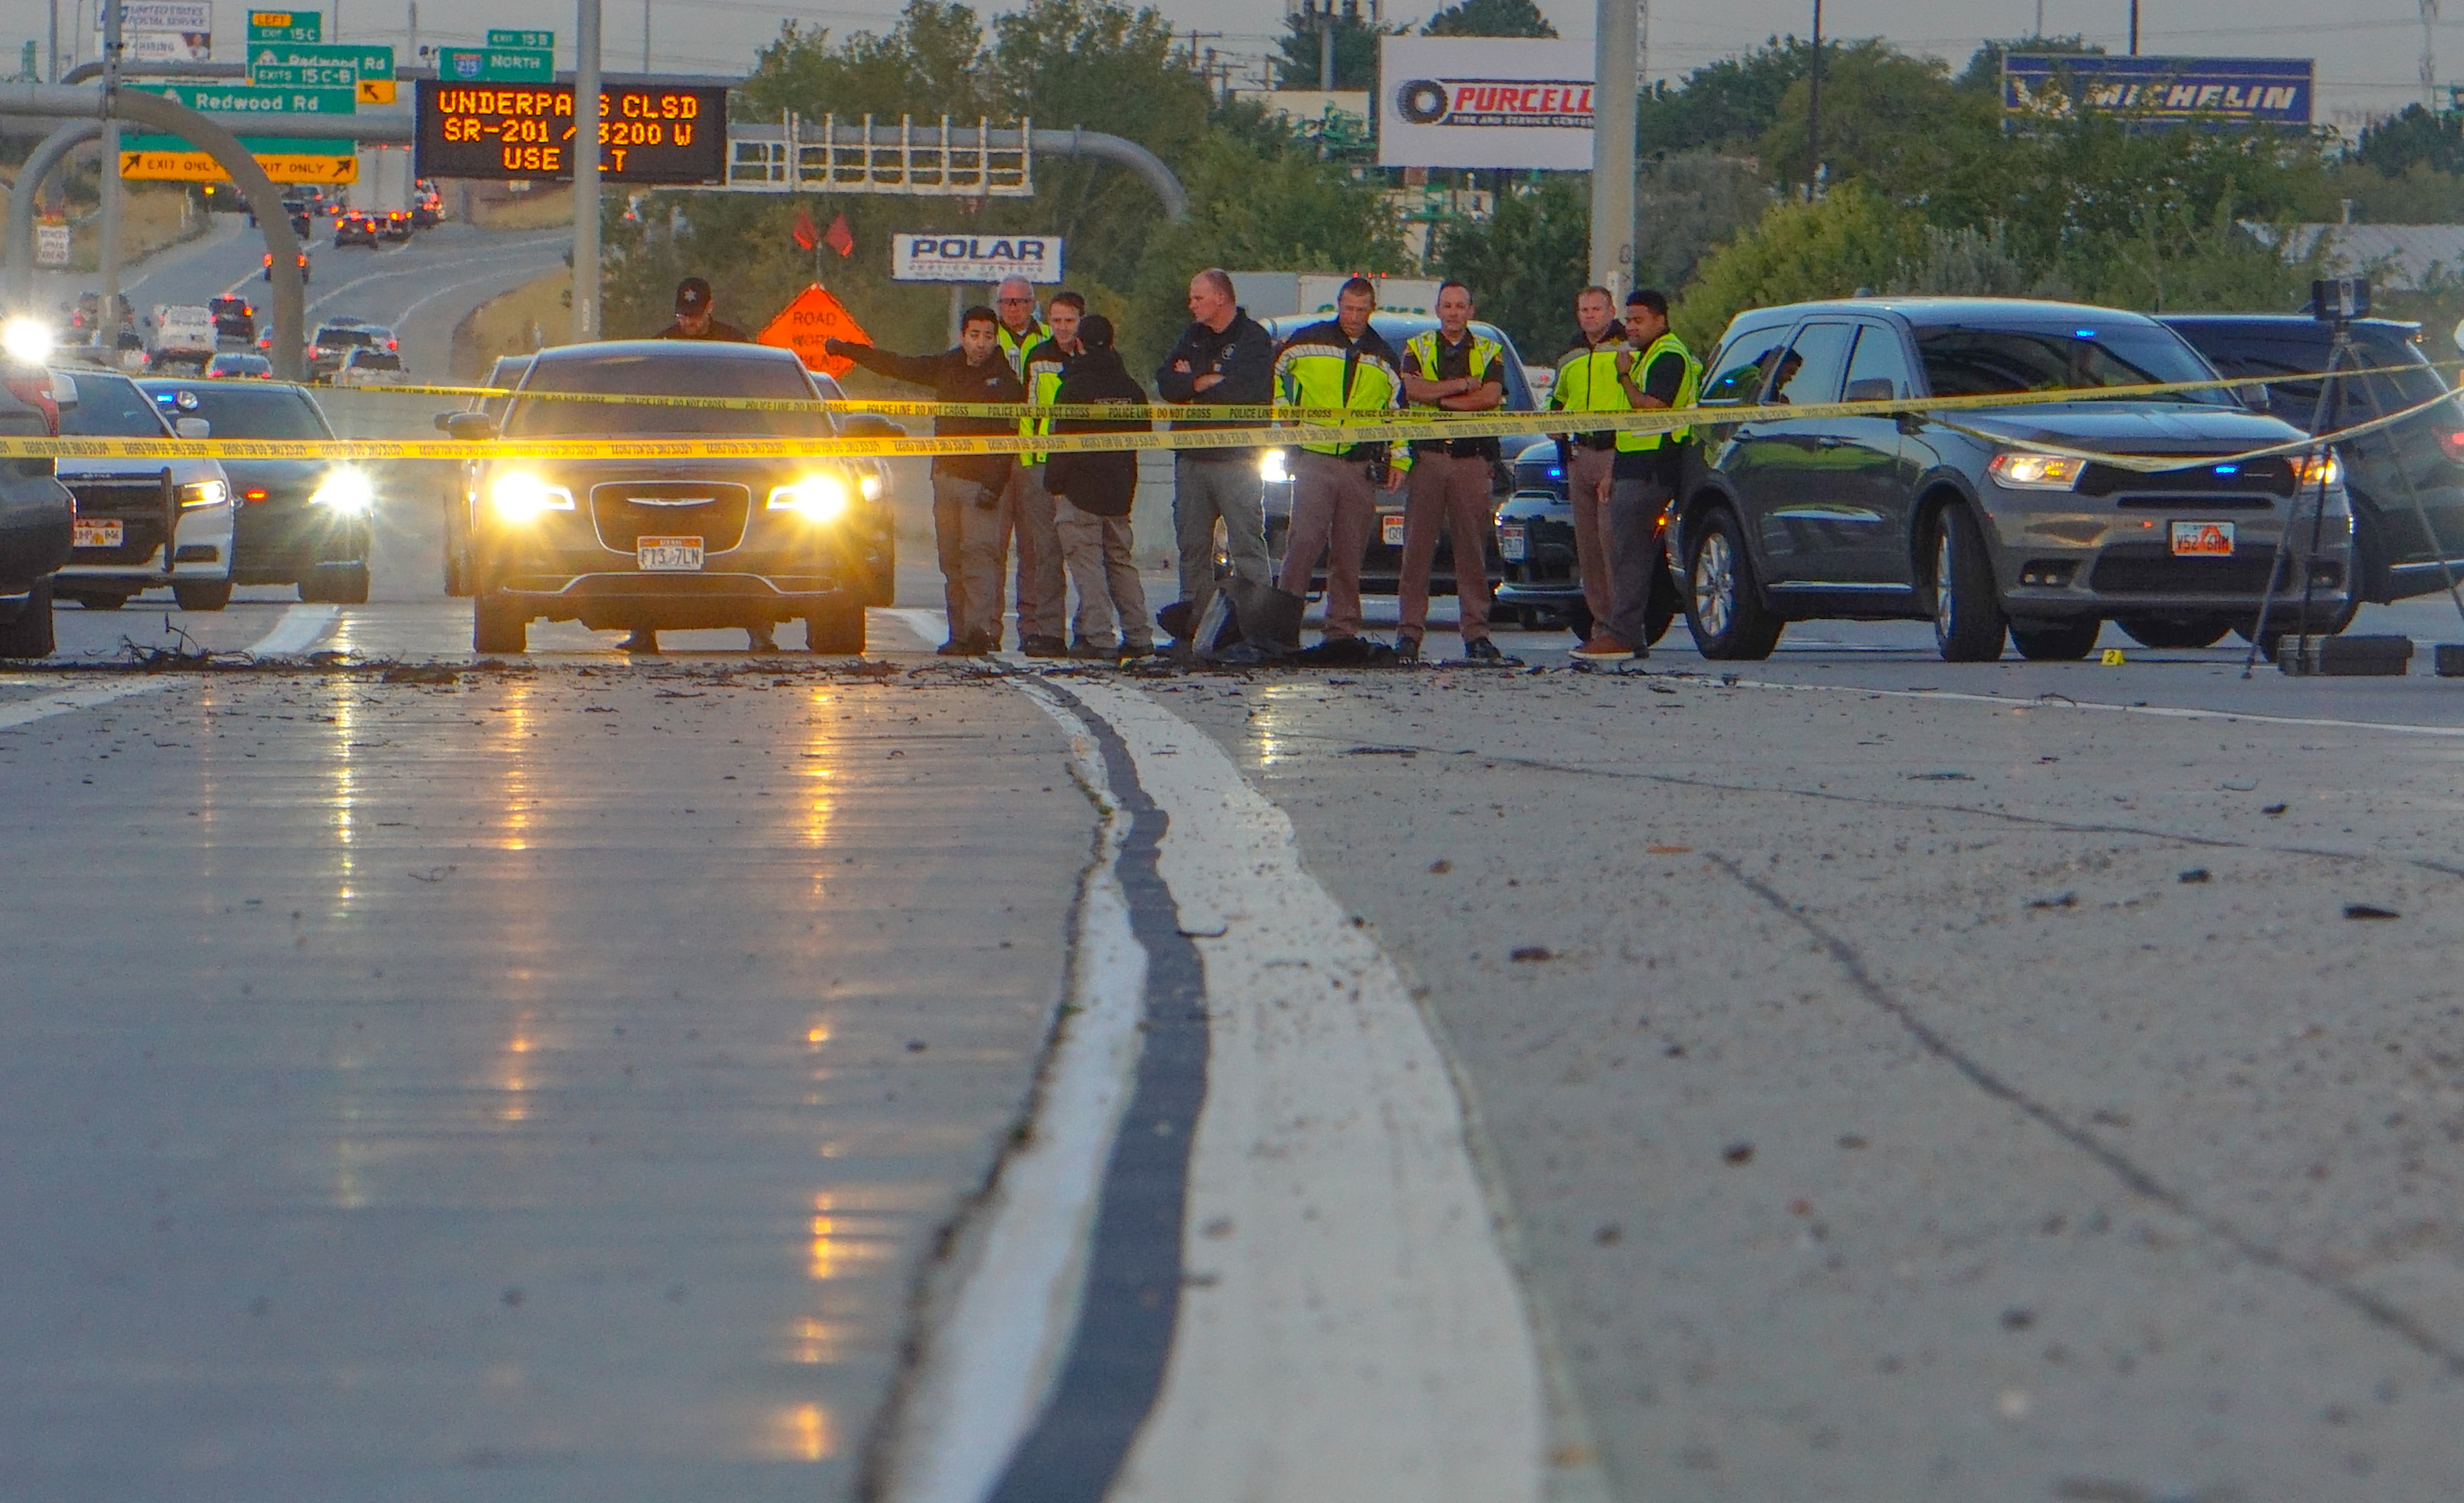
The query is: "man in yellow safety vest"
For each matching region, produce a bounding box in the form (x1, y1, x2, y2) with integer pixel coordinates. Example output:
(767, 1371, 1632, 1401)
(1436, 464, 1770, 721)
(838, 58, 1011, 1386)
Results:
(1396, 280, 1508, 663)
(1273, 276, 1410, 645)
(993, 276, 1064, 655)
(1574, 287, 1701, 664)
(1544, 285, 1629, 637)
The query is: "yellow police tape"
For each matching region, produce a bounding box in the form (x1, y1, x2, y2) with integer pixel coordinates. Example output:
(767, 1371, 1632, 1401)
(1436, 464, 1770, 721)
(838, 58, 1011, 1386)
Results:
(18, 363, 2454, 469)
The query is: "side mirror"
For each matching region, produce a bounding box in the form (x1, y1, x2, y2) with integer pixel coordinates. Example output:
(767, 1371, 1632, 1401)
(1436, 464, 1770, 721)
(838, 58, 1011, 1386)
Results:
(174, 417, 210, 438)
(2239, 380, 2273, 408)
(1843, 377, 1896, 404)
(841, 414, 906, 439)
(442, 411, 496, 441)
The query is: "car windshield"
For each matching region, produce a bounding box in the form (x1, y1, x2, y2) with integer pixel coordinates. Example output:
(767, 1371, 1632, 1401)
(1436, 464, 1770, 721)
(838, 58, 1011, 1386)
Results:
(352, 352, 403, 370)
(1916, 323, 2236, 406)
(59, 372, 172, 436)
(505, 351, 831, 437)
(316, 327, 376, 348)
(142, 382, 332, 439)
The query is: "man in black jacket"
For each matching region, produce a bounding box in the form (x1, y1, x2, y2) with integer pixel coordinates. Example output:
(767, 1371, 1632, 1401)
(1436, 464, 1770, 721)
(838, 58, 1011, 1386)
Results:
(1155, 268, 1275, 642)
(1043, 315, 1153, 659)
(825, 310, 1025, 655)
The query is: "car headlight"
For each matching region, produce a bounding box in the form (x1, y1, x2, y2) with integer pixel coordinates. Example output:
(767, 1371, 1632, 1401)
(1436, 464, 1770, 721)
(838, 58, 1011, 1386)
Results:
(489, 471, 573, 520)
(769, 474, 851, 521)
(859, 472, 883, 502)
(176, 478, 228, 508)
(1987, 452, 2086, 490)
(1260, 447, 1290, 484)
(309, 468, 375, 514)
(2, 317, 54, 365)
(2290, 451, 2344, 488)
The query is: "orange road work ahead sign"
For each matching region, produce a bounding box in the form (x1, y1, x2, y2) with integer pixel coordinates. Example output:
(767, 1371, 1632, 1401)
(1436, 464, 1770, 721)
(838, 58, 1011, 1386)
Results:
(758, 285, 867, 378)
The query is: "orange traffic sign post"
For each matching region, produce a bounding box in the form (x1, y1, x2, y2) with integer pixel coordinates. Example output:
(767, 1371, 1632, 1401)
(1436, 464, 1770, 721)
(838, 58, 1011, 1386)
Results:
(758, 285, 868, 378)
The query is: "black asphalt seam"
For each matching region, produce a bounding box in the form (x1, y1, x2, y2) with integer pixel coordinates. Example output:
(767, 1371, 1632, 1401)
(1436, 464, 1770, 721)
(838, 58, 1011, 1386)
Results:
(986, 683, 1212, 1502)
(1706, 851, 2464, 1380)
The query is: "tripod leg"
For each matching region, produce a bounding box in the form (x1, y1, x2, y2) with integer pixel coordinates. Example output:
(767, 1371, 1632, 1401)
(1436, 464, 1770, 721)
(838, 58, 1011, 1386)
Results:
(2243, 335, 2349, 679)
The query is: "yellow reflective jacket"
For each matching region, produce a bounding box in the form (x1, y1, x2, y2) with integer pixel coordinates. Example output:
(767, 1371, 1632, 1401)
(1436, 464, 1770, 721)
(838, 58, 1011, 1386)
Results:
(1403, 327, 1507, 458)
(1022, 333, 1072, 465)
(1272, 318, 1411, 471)
(997, 316, 1052, 445)
(1614, 331, 1704, 453)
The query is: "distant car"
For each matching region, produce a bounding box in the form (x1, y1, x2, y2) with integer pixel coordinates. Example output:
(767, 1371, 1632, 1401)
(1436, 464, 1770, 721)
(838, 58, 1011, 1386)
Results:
(50, 368, 237, 612)
(378, 210, 415, 243)
(1252, 311, 1532, 598)
(209, 294, 255, 344)
(263, 249, 312, 284)
(333, 348, 407, 387)
(2162, 315, 2464, 627)
(205, 352, 274, 380)
(308, 320, 395, 382)
(0, 360, 76, 657)
(332, 211, 379, 248)
(140, 379, 373, 604)
(451, 340, 883, 653)
(410, 183, 444, 228)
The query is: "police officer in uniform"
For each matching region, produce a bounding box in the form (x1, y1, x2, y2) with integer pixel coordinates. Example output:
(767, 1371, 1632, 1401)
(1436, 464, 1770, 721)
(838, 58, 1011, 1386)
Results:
(1544, 286, 1628, 636)
(1574, 288, 1700, 664)
(1395, 280, 1508, 663)
(655, 277, 750, 342)
(1273, 276, 1409, 646)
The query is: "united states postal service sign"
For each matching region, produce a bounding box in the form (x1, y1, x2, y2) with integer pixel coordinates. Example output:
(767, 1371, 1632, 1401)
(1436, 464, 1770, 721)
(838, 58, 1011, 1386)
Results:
(890, 234, 1063, 285)
(1377, 37, 1595, 170)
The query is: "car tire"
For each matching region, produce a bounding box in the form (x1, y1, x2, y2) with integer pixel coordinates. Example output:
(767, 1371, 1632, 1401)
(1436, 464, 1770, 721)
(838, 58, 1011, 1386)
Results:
(173, 579, 234, 612)
(1930, 505, 2008, 662)
(1684, 507, 1783, 661)
(0, 582, 55, 659)
(2009, 617, 2102, 661)
(805, 601, 867, 655)
(2115, 613, 2231, 649)
(473, 593, 527, 654)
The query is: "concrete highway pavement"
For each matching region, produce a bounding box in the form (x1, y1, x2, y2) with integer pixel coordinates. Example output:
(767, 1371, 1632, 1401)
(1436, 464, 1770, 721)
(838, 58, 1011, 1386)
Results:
(22, 412, 2464, 1497)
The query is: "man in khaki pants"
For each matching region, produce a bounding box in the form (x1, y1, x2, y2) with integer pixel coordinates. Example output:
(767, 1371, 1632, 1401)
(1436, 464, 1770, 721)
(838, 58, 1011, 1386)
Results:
(1544, 286, 1630, 633)
(1395, 281, 1509, 664)
(1273, 277, 1409, 643)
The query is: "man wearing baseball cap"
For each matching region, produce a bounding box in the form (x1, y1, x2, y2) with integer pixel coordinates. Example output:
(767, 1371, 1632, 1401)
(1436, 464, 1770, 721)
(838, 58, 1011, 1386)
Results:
(656, 277, 750, 342)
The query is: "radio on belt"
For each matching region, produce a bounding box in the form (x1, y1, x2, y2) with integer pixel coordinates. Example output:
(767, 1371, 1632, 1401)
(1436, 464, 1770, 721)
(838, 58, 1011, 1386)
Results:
(413, 79, 728, 183)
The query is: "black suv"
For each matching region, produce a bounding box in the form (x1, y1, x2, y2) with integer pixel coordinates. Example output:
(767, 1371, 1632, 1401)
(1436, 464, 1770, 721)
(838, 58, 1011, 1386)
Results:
(2162, 315, 2463, 618)
(1674, 298, 2348, 661)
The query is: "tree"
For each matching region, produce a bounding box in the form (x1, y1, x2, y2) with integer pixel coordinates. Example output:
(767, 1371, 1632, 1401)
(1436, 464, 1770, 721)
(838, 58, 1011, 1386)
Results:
(1633, 149, 1773, 292)
(1422, 0, 1556, 38)
(1756, 41, 1998, 196)
(1272, 9, 1405, 91)
(1430, 174, 1587, 353)
(1954, 33, 2103, 94)
(1669, 184, 1922, 348)
(1635, 36, 1822, 158)
(2355, 104, 2464, 178)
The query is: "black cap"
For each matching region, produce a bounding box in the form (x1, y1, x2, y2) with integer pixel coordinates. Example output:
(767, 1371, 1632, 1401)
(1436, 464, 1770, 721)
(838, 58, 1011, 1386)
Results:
(676, 277, 712, 312)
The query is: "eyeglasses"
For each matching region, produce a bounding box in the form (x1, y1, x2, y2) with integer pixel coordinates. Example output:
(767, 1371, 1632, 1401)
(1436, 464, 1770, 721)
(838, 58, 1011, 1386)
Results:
(997, 296, 1032, 305)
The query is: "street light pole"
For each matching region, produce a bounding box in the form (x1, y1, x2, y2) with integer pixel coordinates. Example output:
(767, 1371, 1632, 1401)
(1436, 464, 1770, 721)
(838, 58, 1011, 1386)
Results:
(1806, 0, 1821, 195)
(99, 0, 121, 342)
(573, 0, 601, 342)
(1588, 0, 1635, 293)
(2129, 0, 2139, 56)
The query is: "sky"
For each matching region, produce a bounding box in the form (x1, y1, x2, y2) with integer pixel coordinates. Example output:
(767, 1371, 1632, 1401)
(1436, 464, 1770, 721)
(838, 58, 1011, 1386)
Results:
(34, 0, 2452, 135)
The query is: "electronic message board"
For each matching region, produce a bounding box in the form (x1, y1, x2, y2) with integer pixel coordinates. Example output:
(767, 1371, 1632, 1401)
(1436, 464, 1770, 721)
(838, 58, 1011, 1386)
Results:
(413, 79, 727, 183)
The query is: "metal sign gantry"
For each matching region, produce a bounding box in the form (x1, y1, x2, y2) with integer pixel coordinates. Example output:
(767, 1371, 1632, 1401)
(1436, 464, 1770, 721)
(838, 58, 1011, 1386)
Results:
(723, 114, 1036, 197)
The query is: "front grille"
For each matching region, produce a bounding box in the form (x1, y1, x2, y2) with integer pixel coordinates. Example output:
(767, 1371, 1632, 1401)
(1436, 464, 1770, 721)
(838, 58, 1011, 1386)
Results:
(66, 475, 171, 566)
(2081, 458, 2297, 497)
(589, 482, 751, 553)
(2089, 542, 2292, 595)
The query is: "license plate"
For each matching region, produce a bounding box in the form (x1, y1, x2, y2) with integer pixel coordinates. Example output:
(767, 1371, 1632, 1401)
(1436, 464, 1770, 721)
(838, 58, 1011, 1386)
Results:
(1381, 513, 1406, 547)
(637, 536, 704, 571)
(1499, 524, 1527, 562)
(2170, 521, 2235, 557)
(73, 518, 123, 548)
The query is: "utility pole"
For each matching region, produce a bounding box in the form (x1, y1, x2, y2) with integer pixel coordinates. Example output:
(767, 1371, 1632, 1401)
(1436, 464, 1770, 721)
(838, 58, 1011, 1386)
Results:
(2129, 0, 2139, 56)
(643, 0, 650, 73)
(573, 0, 602, 341)
(1588, 0, 1636, 294)
(100, 0, 122, 343)
(2424, 1, 2442, 112)
(48, 0, 59, 81)
(407, 0, 417, 65)
(1806, 0, 1821, 196)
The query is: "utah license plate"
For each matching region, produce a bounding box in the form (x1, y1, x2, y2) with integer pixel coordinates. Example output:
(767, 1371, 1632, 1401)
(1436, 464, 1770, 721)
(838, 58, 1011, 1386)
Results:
(73, 518, 123, 548)
(637, 536, 704, 571)
(1498, 524, 1527, 562)
(2170, 521, 2235, 557)
(1380, 513, 1406, 547)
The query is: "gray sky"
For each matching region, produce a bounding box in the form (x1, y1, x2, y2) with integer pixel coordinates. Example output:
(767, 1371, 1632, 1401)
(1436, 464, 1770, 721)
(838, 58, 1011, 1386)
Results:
(44, 0, 2447, 135)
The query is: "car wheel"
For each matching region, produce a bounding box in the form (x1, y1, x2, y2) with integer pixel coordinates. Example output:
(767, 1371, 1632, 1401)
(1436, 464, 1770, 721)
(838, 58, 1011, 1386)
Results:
(1930, 505, 2008, 662)
(2115, 613, 2231, 650)
(2009, 617, 2102, 661)
(0, 581, 55, 658)
(473, 593, 527, 654)
(805, 600, 867, 655)
(2231, 619, 2294, 661)
(173, 579, 234, 612)
(1684, 507, 1783, 660)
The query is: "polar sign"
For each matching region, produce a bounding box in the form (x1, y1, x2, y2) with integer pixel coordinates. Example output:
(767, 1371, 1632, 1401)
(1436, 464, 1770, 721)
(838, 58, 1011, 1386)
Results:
(2003, 55, 2314, 127)
(890, 235, 1062, 285)
(1377, 37, 1595, 171)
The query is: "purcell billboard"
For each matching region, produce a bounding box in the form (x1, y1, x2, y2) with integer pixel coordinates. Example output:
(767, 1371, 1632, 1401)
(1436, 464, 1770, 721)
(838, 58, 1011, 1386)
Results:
(2002, 55, 2313, 127)
(1377, 37, 1595, 171)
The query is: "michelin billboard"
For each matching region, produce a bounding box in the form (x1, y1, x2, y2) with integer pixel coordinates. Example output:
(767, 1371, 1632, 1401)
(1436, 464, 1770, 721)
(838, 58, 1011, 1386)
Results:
(1377, 37, 1595, 171)
(2002, 55, 2314, 127)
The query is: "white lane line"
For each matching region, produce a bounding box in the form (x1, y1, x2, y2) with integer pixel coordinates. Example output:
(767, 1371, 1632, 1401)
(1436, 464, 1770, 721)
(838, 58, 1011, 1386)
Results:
(1062, 679, 1548, 1503)
(307, 236, 567, 321)
(889, 607, 950, 649)
(888, 683, 1151, 1503)
(1686, 671, 2464, 740)
(248, 603, 340, 657)
(0, 602, 340, 730)
(392, 253, 566, 329)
